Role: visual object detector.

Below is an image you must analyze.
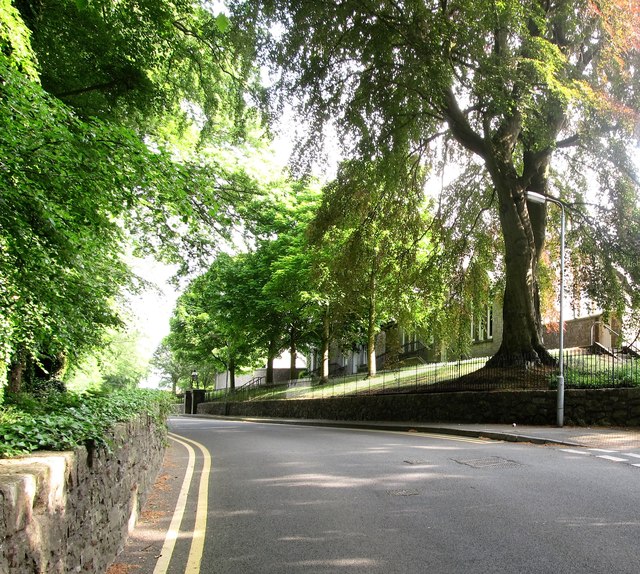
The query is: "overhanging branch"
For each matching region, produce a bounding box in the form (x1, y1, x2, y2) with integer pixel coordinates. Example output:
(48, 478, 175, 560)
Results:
(441, 88, 488, 159)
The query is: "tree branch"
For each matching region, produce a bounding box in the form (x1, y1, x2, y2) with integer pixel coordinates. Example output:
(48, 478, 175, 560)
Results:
(556, 134, 580, 148)
(441, 88, 488, 159)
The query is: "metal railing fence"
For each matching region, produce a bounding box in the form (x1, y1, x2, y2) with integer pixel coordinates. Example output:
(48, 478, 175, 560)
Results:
(204, 347, 640, 403)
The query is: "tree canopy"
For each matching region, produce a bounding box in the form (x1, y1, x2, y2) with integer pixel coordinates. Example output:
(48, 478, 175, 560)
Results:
(234, 0, 640, 366)
(18, 0, 256, 138)
(0, 0, 262, 392)
(167, 252, 269, 389)
(309, 158, 441, 376)
(4, 0, 640, 395)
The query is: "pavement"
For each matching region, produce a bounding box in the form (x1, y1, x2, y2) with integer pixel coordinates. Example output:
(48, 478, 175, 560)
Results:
(190, 414, 640, 451)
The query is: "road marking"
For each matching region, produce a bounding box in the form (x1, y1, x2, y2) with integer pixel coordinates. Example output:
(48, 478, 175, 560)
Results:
(563, 448, 640, 467)
(596, 455, 628, 463)
(329, 426, 491, 444)
(152, 435, 196, 574)
(153, 433, 211, 574)
(415, 432, 490, 444)
(180, 434, 211, 574)
(360, 428, 491, 443)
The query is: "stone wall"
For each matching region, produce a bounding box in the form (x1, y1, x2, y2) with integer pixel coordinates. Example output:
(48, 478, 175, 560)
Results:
(198, 387, 640, 427)
(0, 415, 166, 574)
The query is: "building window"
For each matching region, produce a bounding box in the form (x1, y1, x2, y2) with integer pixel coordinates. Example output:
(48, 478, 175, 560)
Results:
(471, 305, 493, 342)
(402, 330, 418, 352)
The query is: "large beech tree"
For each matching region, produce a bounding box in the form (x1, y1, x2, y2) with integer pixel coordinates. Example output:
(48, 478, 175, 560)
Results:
(236, 0, 640, 366)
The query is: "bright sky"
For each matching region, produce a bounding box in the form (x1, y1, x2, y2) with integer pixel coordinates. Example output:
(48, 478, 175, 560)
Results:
(128, 257, 180, 387)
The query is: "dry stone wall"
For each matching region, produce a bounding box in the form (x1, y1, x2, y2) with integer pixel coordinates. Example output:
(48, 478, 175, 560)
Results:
(0, 415, 166, 574)
(198, 388, 640, 427)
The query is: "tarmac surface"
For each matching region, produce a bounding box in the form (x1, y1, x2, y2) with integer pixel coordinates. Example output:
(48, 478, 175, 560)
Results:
(437, 421, 640, 450)
(107, 417, 640, 574)
(206, 415, 640, 450)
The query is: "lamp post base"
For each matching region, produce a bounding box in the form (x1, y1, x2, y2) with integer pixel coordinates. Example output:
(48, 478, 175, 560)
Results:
(557, 375, 565, 427)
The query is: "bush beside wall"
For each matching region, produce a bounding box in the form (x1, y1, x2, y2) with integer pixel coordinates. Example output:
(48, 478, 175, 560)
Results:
(198, 388, 640, 427)
(0, 415, 166, 574)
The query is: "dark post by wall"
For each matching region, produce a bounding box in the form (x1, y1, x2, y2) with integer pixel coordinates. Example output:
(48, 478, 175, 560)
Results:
(0, 415, 167, 574)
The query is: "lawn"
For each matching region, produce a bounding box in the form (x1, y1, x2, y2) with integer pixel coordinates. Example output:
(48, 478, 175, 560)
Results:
(206, 348, 640, 402)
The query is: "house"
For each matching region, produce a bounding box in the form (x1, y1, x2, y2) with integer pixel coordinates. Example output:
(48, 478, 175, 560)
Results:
(213, 299, 625, 389)
(307, 301, 622, 377)
(212, 350, 307, 390)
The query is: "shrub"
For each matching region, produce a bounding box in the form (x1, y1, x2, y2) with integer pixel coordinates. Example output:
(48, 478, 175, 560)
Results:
(0, 388, 173, 458)
(564, 361, 640, 389)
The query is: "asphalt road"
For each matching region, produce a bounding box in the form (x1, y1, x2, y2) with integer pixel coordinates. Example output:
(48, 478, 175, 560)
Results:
(114, 417, 640, 574)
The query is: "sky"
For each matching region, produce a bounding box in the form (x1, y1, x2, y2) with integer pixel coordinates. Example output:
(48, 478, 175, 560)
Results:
(128, 257, 180, 387)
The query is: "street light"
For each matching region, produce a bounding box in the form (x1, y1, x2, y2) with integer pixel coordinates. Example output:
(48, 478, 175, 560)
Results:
(526, 190, 566, 427)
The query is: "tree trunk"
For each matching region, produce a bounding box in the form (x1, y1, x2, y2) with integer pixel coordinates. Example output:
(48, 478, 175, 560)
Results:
(444, 88, 565, 368)
(486, 178, 555, 367)
(367, 266, 377, 377)
(266, 355, 274, 385)
(289, 326, 297, 382)
(8, 359, 24, 394)
(228, 356, 236, 390)
(320, 308, 330, 383)
(7, 345, 28, 394)
(266, 338, 277, 384)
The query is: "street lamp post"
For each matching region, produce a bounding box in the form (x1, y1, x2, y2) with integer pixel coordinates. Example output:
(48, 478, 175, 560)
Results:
(526, 191, 566, 427)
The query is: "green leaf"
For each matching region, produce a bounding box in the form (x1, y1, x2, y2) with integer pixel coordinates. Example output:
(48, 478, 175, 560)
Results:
(215, 13, 230, 33)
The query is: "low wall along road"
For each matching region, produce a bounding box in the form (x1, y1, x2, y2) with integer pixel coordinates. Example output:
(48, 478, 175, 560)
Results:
(198, 388, 640, 427)
(0, 415, 166, 574)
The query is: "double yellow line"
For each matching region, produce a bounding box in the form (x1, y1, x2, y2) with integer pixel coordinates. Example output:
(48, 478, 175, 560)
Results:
(153, 433, 211, 574)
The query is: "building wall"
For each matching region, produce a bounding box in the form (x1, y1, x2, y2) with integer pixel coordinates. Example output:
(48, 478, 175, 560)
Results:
(473, 308, 615, 356)
(304, 306, 615, 381)
(214, 367, 306, 389)
(542, 313, 616, 349)
(213, 351, 307, 390)
(469, 301, 503, 358)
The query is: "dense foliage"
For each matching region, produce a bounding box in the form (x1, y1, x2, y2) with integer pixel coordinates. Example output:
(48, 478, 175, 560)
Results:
(4, 0, 640, 397)
(1, 0, 262, 392)
(0, 388, 174, 458)
(309, 159, 442, 376)
(150, 340, 193, 394)
(163, 168, 449, 384)
(233, 0, 640, 366)
(166, 183, 320, 387)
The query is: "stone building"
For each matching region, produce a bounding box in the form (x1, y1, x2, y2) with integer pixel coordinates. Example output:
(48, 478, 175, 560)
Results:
(307, 302, 623, 377)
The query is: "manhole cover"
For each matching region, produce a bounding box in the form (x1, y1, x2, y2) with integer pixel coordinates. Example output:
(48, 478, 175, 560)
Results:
(387, 489, 420, 496)
(452, 456, 522, 469)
